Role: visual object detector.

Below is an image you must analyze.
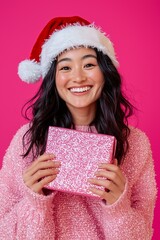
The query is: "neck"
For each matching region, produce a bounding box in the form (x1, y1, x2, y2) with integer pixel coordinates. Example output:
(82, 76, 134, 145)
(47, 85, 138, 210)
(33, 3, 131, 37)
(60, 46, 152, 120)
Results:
(69, 107, 96, 126)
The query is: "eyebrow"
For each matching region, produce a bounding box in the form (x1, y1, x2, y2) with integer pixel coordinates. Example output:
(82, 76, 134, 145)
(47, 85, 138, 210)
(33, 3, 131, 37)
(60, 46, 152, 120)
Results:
(57, 54, 97, 64)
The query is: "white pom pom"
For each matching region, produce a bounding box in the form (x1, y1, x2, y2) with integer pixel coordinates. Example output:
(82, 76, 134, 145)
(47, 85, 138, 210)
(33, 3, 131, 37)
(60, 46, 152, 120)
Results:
(18, 60, 42, 83)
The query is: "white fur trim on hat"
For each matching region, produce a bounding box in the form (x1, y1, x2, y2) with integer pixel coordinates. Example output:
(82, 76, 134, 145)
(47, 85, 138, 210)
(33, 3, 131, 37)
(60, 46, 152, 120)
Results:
(41, 25, 119, 78)
(18, 60, 41, 83)
(18, 24, 119, 83)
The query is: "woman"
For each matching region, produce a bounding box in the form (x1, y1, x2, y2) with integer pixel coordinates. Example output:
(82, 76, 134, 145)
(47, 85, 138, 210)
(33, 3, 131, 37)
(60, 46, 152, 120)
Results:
(0, 16, 157, 239)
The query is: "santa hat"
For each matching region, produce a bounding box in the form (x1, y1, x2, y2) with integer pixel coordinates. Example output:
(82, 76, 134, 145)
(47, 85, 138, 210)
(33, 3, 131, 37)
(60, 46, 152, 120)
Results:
(18, 16, 119, 84)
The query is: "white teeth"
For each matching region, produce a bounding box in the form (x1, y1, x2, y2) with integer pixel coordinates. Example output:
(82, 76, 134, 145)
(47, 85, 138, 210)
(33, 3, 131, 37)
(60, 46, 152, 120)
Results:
(70, 86, 91, 93)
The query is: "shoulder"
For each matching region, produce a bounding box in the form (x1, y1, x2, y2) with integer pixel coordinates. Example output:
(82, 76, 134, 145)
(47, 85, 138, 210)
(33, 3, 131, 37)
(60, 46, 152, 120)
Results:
(121, 126, 153, 178)
(2, 123, 31, 169)
(7, 123, 30, 150)
(13, 123, 30, 138)
(128, 125, 149, 140)
(128, 126, 151, 157)
(15, 123, 30, 136)
(15, 123, 31, 137)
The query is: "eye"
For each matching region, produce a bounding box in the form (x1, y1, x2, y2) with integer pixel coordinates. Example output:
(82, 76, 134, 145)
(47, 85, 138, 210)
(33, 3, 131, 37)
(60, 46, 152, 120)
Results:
(84, 63, 95, 68)
(60, 66, 70, 71)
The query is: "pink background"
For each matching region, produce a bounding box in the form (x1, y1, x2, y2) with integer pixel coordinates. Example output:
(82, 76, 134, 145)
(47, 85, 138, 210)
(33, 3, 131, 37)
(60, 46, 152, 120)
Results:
(0, 0, 159, 238)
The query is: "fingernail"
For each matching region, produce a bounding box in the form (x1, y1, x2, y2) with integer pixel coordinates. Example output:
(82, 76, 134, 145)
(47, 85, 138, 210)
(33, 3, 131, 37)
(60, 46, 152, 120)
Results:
(54, 161, 61, 166)
(88, 178, 93, 182)
(98, 164, 103, 168)
(55, 168, 60, 173)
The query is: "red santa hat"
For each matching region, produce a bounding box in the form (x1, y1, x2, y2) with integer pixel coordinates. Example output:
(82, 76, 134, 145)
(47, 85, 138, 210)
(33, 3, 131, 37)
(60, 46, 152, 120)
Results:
(18, 16, 119, 84)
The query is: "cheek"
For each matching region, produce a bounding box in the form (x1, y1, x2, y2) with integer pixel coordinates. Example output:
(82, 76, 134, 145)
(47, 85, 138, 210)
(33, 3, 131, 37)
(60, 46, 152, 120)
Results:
(96, 77, 105, 95)
(55, 76, 68, 100)
(89, 70, 104, 84)
(98, 71, 105, 85)
(56, 73, 68, 87)
(55, 80, 63, 99)
(55, 75, 64, 91)
(96, 75, 105, 88)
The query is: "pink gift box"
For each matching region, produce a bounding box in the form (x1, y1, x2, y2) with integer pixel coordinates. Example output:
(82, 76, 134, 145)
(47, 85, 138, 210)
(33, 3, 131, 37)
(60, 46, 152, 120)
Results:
(45, 126, 116, 198)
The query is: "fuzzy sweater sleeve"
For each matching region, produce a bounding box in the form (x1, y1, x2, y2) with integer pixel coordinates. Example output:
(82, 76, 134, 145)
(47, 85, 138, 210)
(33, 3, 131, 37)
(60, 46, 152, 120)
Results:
(0, 125, 56, 240)
(99, 129, 157, 240)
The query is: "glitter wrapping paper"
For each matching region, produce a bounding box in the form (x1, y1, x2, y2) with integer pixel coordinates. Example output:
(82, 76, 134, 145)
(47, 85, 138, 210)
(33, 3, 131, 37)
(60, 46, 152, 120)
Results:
(45, 126, 116, 197)
(0, 124, 157, 240)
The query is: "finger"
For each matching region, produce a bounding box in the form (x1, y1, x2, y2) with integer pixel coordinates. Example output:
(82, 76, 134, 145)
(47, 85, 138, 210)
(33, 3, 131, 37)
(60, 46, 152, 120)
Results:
(89, 186, 121, 205)
(88, 178, 117, 192)
(113, 158, 118, 166)
(94, 170, 125, 191)
(31, 175, 57, 194)
(25, 168, 59, 188)
(98, 163, 126, 184)
(88, 177, 124, 200)
(34, 153, 55, 165)
(88, 186, 110, 200)
(23, 159, 61, 181)
(26, 153, 55, 172)
(24, 160, 61, 178)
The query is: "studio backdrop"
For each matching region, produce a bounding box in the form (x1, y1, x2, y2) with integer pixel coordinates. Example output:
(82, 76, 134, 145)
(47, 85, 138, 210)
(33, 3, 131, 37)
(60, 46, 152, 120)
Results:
(0, 1, 159, 239)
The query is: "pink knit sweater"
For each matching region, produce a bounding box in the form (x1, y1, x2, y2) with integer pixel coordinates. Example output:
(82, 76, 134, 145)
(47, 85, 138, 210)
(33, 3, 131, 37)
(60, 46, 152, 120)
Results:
(0, 124, 157, 240)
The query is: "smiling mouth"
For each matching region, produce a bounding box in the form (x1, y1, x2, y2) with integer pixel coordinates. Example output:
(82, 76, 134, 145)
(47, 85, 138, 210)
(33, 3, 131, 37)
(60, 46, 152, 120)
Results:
(69, 86, 92, 93)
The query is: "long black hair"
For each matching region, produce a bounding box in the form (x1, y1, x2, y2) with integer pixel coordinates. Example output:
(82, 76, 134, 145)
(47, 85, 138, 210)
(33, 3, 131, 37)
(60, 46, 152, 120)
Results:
(22, 48, 134, 164)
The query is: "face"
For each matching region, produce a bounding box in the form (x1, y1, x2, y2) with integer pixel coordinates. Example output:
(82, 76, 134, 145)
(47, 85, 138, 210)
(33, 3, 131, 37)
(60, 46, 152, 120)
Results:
(55, 47, 104, 114)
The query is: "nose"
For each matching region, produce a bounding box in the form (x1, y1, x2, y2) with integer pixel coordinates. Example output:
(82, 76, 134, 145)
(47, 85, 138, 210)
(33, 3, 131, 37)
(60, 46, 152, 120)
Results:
(72, 68, 87, 83)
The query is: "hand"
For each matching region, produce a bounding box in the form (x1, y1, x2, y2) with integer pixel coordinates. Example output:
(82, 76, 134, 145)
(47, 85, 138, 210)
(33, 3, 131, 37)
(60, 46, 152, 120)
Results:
(23, 153, 61, 195)
(88, 159, 126, 205)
